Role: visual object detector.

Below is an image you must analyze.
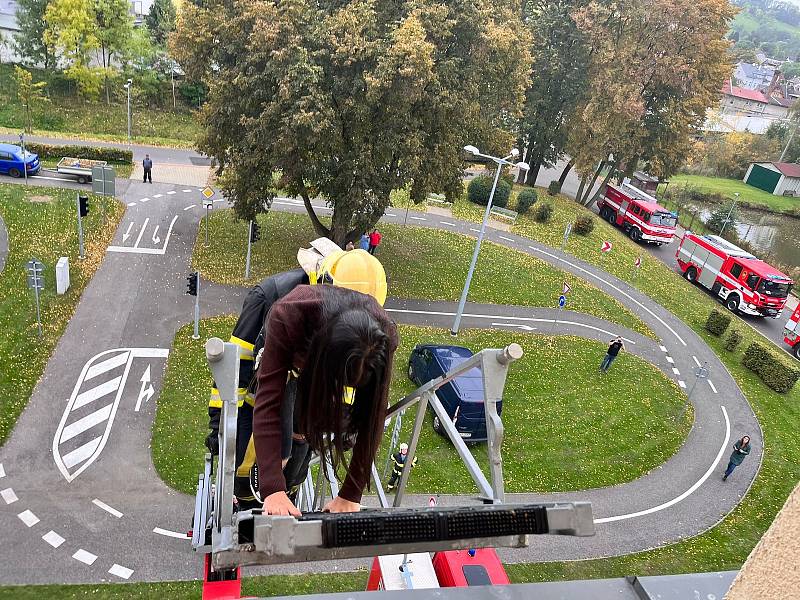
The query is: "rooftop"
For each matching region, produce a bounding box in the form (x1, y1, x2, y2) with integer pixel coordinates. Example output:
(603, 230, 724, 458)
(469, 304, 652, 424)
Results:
(722, 81, 770, 104)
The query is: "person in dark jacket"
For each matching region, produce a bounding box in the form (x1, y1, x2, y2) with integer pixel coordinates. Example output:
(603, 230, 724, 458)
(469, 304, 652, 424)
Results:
(599, 337, 625, 373)
(142, 154, 153, 183)
(387, 443, 418, 491)
(723, 435, 751, 481)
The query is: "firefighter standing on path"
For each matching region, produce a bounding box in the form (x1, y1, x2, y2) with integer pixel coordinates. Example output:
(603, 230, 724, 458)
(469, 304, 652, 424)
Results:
(387, 443, 418, 491)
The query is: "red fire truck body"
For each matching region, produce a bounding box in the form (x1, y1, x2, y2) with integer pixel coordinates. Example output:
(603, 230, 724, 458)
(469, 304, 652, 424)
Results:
(597, 183, 677, 245)
(676, 233, 794, 318)
(783, 305, 800, 359)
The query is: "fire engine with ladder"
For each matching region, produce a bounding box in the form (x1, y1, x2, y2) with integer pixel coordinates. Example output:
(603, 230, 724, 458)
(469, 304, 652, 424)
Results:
(192, 337, 595, 599)
(783, 304, 800, 359)
(597, 182, 677, 245)
(676, 233, 794, 318)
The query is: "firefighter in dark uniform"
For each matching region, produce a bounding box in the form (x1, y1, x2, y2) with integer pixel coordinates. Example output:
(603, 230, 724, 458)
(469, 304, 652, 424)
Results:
(205, 238, 388, 507)
(387, 443, 418, 491)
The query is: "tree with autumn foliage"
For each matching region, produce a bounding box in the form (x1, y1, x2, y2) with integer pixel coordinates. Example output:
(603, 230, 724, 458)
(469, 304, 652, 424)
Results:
(176, 0, 531, 243)
(567, 0, 735, 206)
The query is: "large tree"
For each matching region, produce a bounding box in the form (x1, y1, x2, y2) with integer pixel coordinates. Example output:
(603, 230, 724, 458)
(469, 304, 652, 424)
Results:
(146, 0, 177, 46)
(183, 0, 531, 243)
(94, 0, 134, 104)
(14, 0, 56, 71)
(568, 0, 735, 206)
(518, 0, 589, 187)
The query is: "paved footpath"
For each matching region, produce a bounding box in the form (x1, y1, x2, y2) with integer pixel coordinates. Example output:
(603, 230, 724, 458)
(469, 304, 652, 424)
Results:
(0, 189, 761, 584)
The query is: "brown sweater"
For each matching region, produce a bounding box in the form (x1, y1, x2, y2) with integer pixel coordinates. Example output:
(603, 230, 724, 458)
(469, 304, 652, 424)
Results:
(252, 285, 398, 503)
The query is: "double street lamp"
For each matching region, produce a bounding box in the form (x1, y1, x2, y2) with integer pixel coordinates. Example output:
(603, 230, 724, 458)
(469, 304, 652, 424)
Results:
(123, 79, 133, 142)
(451, 145, 530, 336)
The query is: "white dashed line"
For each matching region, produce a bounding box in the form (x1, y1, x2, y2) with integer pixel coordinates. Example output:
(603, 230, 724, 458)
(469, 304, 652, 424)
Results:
(17, 509, 39, 527)
(109, 564, 134, 579)
(692, 356, 702, 368)
(1, 488, 18, 504)
(153, 194, 163, 198)
(678, 380, 687, 389)
(127, 202, 136, 207)
(440, 221, 456, 226)
(153, 527, 189, 540)
(499, 236, 515, 242)
(92, 498, 123, 518)
(0, 463, 4, 478)
(410, 216, 426, 221)
(471, 228, 481, 233)
(672, 367, 680, 375)
(708, 380, 718, 394)
(167, 191, 176, 195)
(183, 205, 194, 211)
(182, 189, 192, 193)
(139, 197, 149, 203)
(72, 549, 98, 565)
(42, 530, 65, 548)
(659, 345, 667, 352)
(385, 213, 396, 217)
(666, 356, 674, 364)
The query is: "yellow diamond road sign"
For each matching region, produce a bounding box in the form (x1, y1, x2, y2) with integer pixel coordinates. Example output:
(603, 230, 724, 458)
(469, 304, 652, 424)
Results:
(201, 187, 215, 200)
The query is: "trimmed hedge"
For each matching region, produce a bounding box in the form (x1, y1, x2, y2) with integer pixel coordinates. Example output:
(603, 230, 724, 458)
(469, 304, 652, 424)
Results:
(574, 214, 595, 236)
(705, 309, 732, 336)
(532, 202, 553, 223)
(467, 175, 511, 209)
(26, 143, 133, 164)
(724, 329, 742, 352)
(547, 180, 561, 195)
(741, 341, 800, 394)
(516, 188, 538, 214)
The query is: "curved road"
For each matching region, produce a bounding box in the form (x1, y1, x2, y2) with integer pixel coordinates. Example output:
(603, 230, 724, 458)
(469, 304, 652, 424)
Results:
(0, 185, 761, 584)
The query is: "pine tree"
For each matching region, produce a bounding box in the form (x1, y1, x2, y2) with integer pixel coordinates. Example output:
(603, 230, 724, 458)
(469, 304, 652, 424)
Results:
(146, 0, 177, 46)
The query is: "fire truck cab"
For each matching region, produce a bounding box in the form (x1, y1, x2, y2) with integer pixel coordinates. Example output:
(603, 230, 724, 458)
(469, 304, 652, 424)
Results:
(783, 305, 800, 359)
(676, 232, 794, 318)
(597, 182, 677, 245)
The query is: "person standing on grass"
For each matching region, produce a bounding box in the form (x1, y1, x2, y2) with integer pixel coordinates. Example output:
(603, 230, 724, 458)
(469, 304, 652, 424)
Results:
(599, 336, 625, 374)
(368, 228, 382, 255)
(723, 436, 751, 481)
(143, 154, 153, 183)
(360, 233, 370, 251)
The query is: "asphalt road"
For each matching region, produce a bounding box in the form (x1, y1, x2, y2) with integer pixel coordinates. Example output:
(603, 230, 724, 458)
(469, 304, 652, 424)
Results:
(0, 182, 760, 584)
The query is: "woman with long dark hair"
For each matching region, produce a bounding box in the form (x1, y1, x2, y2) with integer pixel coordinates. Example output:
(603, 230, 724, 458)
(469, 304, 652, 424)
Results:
(253, 284, 398, 516)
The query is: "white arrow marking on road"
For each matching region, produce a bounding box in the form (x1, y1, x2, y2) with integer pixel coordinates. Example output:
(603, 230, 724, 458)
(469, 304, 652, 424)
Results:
(107, 215, 178, 255)
(133, 217, 150, 248)
(491, 322, 535, 331)
(151, 225, 161, 245)
(135, 366, 155, 412)
(122, 222, 134, 243)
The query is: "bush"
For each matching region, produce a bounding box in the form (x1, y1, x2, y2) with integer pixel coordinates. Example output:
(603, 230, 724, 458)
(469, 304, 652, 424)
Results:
(741, 341, 800, 394)
(516, 188, 537, 214)
(532, 202, 553, 223)
(547, 180, 561, 195)
(467, 175, 511, 209)
(724, 329, 743, 352)
(573, 214, 595, 236)
(27, 143, 133, 164)
(705, 309, 732, 336)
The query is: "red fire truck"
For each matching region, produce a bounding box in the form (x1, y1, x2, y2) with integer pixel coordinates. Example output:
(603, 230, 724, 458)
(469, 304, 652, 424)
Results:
(597, 183, 677, 245)
(676, 233, 794, 318)
(783, 304, 800, 359)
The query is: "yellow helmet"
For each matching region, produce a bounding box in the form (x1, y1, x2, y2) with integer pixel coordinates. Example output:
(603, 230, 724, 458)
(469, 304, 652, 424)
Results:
(316, 249, 387, 306)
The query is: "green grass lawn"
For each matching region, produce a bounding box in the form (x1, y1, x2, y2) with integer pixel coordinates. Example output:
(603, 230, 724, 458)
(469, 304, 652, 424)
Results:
(0, 184, 124, 446)
(193, 210, 652, 338)
(662, 174, 800, 214)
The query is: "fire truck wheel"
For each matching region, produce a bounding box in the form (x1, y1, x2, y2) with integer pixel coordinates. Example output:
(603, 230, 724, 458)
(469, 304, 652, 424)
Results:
(726, 295, 740, 312)
(606, 211, 616, 225)
(600, 207, 611, 221)
(685, 267, 698, 283)
(629, 227, 641, 242)
(794, 344, 800, 360)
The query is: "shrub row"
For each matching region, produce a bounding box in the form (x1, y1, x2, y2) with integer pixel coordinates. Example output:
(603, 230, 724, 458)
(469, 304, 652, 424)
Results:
(724, 329, 742, 352)
(705, 309, 732, 336)
(741, 341, 800, 394)
(27, 143, 133, 164)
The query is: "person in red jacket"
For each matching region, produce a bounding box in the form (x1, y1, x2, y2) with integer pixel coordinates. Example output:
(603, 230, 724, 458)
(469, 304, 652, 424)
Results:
(368, 228, 382, 255)
(253, 284, 398, 516)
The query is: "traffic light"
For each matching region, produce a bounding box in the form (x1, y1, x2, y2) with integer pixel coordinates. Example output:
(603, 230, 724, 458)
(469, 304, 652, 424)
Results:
(79, 195, 89, 217)
(186, 271, 198, 296)
(250, 221, 261, 243)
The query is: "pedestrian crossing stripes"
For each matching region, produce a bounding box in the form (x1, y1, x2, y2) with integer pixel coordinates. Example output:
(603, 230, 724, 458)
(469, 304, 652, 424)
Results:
(72, 549, 97, 565)
(17, 509, 39, 527)
(42, 530, 65, 548)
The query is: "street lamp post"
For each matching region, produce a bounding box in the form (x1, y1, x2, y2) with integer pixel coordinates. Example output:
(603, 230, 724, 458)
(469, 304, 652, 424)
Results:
(451, 146, 529, 336)
(719, 192, 739, 237)
(124, 79, 133, 142)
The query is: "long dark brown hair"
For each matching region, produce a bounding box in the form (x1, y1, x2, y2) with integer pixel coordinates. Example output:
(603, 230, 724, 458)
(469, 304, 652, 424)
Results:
(295, 286, 392, 478)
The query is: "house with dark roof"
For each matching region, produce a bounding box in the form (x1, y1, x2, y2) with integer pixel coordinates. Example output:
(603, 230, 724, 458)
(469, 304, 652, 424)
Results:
(733, 62, 777, 90)
(743, 162, 800, 196)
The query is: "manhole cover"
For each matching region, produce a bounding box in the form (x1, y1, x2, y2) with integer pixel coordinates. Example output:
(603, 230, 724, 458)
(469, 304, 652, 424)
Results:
(190, 156, 213, 166)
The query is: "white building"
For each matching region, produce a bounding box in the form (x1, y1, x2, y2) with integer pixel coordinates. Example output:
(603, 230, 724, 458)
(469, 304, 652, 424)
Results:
(0, 0, 20, 63)
(706, 82, 794, 134)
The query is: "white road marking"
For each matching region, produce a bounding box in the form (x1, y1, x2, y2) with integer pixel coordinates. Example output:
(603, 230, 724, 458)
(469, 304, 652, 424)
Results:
(85, 352, 129, 380)
(61, 436, 103, 469)
(31, 174, 76, 182)
(121, 222, 134, 244)
(470, 228, 480, 233)
(151, 225, 161, 244)
(666, 356, 674, 364)
(693, 356, 702, 368)
(182, 189, 192, 192)
(492, 322, 535, 331)
(1, 488, 18, 504)
(153, 194, 163, 198)
(72, 549, 98, 565)
(107, 215, 178, 255)
(73, 377, 123, 410)
(440, 221, 456, 226)
(499, 235, 515, 242)
(127, 202, 136, 207)
(183, 205, 194, 211)
(595, 405, 730, 523)
(708, 380, 718, 394)
(410, 216, 426, 221)
(139, 197, 149, 203)
(659, 345, 667, 352)
(527, 245, 687, 346)
(153, 527, 189, 540)
(109, 564, 134, 579)
(385, 213, 396, 217)
(0, 463, 4, 478)
(18, 509, 39, 527)
(42, 530, 65, 548)
(133, 217, 150, 248)
(672, 367, 680, 375)
(167, 190, 176, 195)
(678, 380, 687, 389)
(92, 498, 123, 518)
(385, 308, 635, 344)
(60, 404, 113, 443)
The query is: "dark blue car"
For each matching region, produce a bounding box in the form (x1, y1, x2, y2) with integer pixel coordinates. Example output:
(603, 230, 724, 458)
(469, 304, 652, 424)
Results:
(0, 143, 40, 178)
(408, 344, 499, 442)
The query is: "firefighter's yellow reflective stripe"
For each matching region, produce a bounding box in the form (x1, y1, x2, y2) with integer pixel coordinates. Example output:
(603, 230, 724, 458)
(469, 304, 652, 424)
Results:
(243, 391, 255, 407)
(237, 435, 257, 478)
(229, 335, 254, 359)
(209, 388, 223, 408)
(343, 386, 355, 405)
(210, 388, 252, 408)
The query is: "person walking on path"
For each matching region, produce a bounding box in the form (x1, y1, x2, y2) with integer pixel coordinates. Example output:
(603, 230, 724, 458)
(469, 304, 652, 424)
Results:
(723, 435, 751, 481)
(359, 233, 370, 251)
(142, 154, 153, 183)
(599, 336, 625, 374)
(368, 229, 382, 255)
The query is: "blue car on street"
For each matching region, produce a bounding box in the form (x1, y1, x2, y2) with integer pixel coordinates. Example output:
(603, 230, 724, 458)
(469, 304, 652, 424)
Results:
(408, 344, 499, 442)
(0, 143, 41, 178)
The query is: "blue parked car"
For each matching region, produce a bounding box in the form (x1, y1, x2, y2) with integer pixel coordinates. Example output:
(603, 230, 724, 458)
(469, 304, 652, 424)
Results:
(408, 344, 499, 442)
(0, 143, 40, 178)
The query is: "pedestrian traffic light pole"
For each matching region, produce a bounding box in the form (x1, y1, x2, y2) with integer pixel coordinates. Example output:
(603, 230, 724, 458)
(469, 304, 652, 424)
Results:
(76, 193, 88, 259)
(187, 271, 201, 339)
